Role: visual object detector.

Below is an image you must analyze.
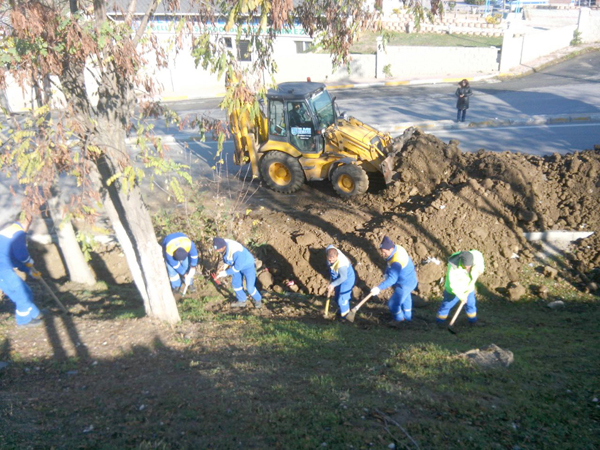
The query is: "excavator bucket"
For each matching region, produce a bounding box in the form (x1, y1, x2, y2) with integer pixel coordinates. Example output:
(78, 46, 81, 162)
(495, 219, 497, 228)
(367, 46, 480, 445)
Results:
(380, 127, 417, 184)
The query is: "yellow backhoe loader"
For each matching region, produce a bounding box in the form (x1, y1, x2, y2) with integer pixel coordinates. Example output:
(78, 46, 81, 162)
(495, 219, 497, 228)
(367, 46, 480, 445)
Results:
(230, 81, 408, 198)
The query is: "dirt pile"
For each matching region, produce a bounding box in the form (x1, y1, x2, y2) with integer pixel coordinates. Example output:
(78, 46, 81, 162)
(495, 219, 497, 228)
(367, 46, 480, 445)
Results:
(240, 129, 600, 301)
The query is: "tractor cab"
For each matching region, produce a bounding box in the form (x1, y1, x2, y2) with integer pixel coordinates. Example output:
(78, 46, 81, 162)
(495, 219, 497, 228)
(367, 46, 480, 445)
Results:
(266, 82, 336, 156)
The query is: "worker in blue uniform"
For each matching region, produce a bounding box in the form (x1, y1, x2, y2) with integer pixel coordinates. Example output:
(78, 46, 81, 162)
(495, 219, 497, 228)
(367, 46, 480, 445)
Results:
(0, 214, 43, 327)
(326, 245, 355, 318)
(436, 250, 485, 325)
(213, 237, 262, 309)
(162, 232, 198, 293)
(370, 236, 418, 326)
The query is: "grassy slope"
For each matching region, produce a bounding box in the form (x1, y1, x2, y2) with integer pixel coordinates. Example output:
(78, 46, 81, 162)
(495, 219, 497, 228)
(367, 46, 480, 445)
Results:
(174, 285, 600, 449)
(1, 279, 598, 449)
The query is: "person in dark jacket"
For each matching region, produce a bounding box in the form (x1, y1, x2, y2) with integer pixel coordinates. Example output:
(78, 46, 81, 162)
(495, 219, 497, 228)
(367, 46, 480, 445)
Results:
(455, 79, 472, 123)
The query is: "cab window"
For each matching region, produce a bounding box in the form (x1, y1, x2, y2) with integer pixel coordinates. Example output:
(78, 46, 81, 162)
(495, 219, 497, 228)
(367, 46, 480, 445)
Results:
(269, 100, 287, 137)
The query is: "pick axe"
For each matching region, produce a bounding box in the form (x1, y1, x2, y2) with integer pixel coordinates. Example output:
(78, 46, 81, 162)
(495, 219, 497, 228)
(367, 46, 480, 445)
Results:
(448, 300, 466, 335)
(345, 293, 373, 323)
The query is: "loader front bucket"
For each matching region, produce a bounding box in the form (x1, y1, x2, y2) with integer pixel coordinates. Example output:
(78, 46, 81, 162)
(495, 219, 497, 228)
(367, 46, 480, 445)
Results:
(381, 155, 396, 184)
(379, 126, 418, 184)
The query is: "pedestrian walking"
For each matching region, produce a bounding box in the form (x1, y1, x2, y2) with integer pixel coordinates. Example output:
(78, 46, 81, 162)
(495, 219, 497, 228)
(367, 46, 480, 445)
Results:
(0, 213, 43, 327)
(325, 245, 356, 319)
(162, 232, 198, 293)
(455, 79, 472, 122)
(436, 250, 485, 325)
(370, 236, 418, 327)
(213, 237, 262, 309)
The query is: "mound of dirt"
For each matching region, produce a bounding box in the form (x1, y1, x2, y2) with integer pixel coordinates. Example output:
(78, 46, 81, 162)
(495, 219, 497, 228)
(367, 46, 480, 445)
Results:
(232, 129, 600, 301)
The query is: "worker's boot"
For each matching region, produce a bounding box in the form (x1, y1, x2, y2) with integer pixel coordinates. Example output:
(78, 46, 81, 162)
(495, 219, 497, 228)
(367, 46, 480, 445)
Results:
(230, 302, 247, 309)
(387, 320, 407, 329)
(254, 301, 262, 309)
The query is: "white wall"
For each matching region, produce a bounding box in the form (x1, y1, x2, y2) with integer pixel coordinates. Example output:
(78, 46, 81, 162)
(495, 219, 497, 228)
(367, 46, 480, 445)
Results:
(500, 25, 576, 71)
(579, 9, 600, 43)
(524, 9, 580, 27)
(521, 25, 576, 63)
(382, 46, 499, 78)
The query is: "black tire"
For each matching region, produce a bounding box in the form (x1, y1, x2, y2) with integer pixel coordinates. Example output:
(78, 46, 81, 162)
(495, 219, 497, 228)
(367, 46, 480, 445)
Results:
(260, 151, 305, 194)
(331, 164, 369, 198)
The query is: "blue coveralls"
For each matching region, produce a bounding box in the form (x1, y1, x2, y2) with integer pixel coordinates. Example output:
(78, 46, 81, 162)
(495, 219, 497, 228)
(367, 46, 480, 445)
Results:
(326, 245, 355, 316)
(220, 239, 261, 304)
(376, 245, 418, 322)
(437, 250, 485, 324)
(0, 222, 41, 326)
(162, 232, 198, 289)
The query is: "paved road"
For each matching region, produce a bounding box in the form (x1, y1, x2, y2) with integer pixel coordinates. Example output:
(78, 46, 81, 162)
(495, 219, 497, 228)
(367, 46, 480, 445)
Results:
(434, 122, 600, 154)
(332, 52, 600, 126)
(161, 51, 600, 159)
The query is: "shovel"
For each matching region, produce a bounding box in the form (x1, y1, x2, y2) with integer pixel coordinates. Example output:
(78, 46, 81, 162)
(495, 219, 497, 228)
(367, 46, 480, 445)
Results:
(448, 300, 466, 335)
(37, 276, 69, 314)
(345, 293, 373, 323)
(324, 291, 332, 318)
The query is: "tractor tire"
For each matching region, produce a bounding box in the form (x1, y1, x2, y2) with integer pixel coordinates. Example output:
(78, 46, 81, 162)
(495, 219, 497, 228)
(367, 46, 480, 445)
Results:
(331, 164, 369, 198)
(260, 151, 305, 194)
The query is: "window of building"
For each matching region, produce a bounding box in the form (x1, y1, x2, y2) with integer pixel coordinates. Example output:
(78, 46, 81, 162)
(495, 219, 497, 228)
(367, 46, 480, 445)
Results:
(237, 40, 251, 61)
(295, 41, 311, 53)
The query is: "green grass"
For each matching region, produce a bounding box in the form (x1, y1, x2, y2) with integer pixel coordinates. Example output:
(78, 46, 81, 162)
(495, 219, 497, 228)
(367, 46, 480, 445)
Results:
(1, 285, 598, 449)
(350, 31, 503, 53)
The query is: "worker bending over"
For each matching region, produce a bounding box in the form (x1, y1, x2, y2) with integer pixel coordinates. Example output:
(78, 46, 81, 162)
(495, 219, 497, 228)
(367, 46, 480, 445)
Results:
(436, 250, 485, 325)
(370, 236, 418, 326)
(213, 237, 262, 309)
(0, 214, 43, 327)
(162, 232, 198, 293)
(326, 245, 355, 318)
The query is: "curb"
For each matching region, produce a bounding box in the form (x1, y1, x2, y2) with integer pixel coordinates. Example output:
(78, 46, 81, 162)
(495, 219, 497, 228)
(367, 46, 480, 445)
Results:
(375, 113, 600, 134)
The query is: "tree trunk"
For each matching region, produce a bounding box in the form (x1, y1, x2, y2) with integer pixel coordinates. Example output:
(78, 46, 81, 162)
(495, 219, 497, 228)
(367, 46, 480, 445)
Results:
(48, 194, 97, 286)
(58, 37, 179, 324)
(92, 120, 180, 324)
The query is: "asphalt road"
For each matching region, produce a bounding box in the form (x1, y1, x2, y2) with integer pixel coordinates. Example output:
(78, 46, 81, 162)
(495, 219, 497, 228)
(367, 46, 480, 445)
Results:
(163, 51, 600, 158)
(433, 122, 600, 154)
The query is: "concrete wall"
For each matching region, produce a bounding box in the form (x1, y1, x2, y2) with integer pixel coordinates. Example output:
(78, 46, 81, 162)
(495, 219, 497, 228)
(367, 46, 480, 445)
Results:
(524, 8, 580, 27)
(578, 9, 600, 43)
(382, 46, 499, 79)
(272, 54, 376, 84)
(500, 25, 576, 71)
(521, 25, 576, 62)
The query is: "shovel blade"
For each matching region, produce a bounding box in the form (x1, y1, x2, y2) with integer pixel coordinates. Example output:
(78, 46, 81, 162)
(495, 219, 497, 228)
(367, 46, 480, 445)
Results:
(346, 310, 356, 323)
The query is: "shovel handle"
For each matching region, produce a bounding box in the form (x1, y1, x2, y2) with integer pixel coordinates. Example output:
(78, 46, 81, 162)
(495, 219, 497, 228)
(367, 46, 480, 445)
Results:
(210, 273, 222, 285)
(351, 293, 373, 314)
(449, 301, 466, 327)
(38, 277, 69, 314)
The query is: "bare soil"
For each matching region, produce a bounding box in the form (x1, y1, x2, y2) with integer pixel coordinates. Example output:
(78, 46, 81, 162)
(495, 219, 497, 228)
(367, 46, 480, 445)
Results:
(231, 129, 600, 301)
